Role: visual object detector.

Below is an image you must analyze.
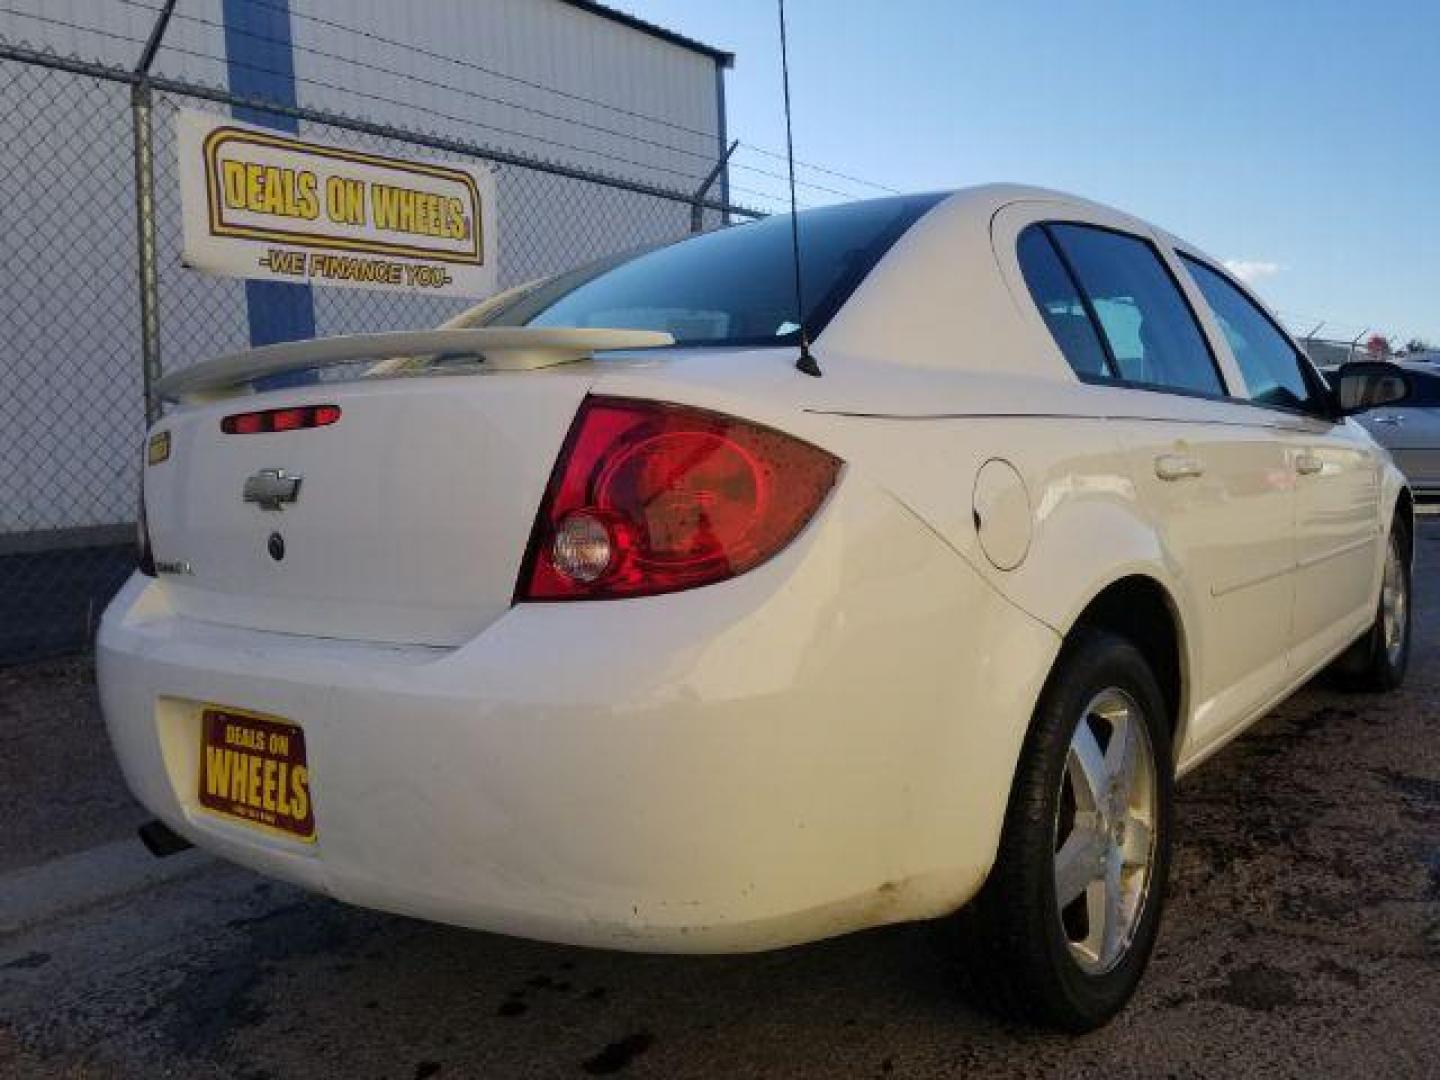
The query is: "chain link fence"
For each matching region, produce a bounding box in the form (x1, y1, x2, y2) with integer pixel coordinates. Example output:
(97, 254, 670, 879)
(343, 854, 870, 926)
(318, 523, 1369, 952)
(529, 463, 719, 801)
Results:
(1, 55, 142, 662)
(0, 38, 757, 663)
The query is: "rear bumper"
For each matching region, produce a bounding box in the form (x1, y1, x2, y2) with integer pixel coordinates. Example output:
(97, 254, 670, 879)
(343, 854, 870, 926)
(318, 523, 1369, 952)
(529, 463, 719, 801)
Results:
(98, 477, 1059, 953)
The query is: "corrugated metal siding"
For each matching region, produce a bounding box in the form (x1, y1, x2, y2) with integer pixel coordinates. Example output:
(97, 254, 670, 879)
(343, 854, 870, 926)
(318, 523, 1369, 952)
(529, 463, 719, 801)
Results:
(285, 0, 723, 336)
(2, 0, 721, 188)
(1, 0, 723, 533)
(287, 0, 720, 190)
(0, 0, 231, 83)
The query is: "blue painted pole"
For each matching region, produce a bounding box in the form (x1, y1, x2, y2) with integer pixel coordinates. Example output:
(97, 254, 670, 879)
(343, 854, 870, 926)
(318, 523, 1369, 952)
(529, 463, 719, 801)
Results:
(221, 0, 316, 380)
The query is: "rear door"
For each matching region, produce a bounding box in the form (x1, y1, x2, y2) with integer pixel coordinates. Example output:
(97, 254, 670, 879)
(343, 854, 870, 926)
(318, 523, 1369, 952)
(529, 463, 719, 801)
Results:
(1006, 209, 1298, 753)
(1177, 255, 1382, 671)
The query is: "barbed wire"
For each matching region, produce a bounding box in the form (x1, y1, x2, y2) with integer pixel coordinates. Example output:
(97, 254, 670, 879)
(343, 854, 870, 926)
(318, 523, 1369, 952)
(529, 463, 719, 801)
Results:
(1, 3, 822, 206)
(0, 3, 151, 52)
(737, 141, 900, 194)
(8, 1, 891, 204)
(136, 2, 864, 202)
(108, 0, 896, 200)
(274, 0, 898, 194)
(0, 34, 776, 225)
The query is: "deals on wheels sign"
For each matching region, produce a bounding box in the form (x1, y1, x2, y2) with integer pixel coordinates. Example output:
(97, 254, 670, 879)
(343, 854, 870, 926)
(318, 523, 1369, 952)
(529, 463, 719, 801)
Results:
(177, 110, 498, 298)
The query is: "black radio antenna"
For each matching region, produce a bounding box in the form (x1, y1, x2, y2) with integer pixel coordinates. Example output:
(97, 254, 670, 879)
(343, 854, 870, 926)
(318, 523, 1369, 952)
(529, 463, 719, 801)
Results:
(778, 0, 821, 377)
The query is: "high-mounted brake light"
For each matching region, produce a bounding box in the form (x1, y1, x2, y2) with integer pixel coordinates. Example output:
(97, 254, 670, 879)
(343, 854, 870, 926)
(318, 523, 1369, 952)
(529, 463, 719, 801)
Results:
(519, 397, 841, 601)
(222, 405, 341, 434)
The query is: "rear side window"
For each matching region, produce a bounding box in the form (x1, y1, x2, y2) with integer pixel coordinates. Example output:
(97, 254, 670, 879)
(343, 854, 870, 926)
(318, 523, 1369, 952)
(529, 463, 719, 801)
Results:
(1016, 226, 1111, 378)
(1180, 255, 1321, 412)
(1047, 224, 1225, 397)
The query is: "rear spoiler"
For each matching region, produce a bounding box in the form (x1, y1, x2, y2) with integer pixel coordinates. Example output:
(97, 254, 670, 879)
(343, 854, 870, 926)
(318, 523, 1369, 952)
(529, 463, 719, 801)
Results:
(154, 327, 675, 403)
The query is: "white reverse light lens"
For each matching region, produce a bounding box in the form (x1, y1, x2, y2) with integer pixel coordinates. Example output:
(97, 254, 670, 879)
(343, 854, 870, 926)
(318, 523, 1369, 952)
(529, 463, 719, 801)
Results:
(552, 512, 613, 583)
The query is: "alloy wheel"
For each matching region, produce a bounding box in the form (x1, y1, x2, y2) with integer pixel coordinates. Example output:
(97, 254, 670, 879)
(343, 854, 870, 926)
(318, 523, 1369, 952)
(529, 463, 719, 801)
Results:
(1381, 534, 1408, 666)
(1053, 687, 1159, 975)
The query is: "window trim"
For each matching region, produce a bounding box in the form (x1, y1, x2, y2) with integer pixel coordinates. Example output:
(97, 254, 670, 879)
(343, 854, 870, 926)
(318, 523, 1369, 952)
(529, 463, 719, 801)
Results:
(1074, 371, 1237, 405)
(1176, 250, 1336, 421)
(1027, 224, 1121, 379)
(1024, 220, 1233, 400)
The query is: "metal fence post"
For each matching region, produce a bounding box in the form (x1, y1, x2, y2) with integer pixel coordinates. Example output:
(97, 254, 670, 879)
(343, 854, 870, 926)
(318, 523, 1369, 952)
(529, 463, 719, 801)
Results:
(131, 0, 177, 425)
(130, 80, 163, 425)
(690, 140, 739, 233)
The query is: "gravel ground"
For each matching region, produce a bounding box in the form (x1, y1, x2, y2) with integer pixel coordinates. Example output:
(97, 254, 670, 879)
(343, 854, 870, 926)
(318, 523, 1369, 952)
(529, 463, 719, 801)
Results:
(1, 525, 1437, 1078)
(0, 656, 147, 875)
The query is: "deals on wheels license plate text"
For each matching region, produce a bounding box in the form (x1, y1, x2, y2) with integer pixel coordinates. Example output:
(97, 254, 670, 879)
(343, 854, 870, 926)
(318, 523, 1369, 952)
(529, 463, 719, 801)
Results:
(198, 708, 315, 841)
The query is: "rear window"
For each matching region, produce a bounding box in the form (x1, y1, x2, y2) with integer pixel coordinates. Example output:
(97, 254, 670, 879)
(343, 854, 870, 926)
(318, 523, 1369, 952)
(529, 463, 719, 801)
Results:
(489, 194, 944, 347)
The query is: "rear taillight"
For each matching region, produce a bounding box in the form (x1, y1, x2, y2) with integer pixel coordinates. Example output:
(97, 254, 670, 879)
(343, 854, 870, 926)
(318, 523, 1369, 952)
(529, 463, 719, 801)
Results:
(222, 404, 341, 434)
(518, 397, 841, 601)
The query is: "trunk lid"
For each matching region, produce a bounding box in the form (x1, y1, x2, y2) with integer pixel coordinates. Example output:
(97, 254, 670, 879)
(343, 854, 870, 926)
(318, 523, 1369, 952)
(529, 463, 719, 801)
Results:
(144, 371, 594, 646)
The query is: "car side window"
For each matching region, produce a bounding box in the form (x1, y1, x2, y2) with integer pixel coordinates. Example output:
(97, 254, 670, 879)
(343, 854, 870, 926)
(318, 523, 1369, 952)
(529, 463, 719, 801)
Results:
(1015, 225, 1111, 378)
(1046, 224, 1225, 397)
(1180, 255, 1322, 413)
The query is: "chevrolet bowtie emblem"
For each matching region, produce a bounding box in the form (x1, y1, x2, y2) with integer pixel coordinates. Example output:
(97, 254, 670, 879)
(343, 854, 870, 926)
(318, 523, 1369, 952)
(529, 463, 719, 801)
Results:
(242, 468, 302, 511)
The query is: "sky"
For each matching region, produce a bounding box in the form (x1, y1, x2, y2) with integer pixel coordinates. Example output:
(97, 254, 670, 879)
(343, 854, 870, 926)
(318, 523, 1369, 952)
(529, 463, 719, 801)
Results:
(623, 0, 1440, 345)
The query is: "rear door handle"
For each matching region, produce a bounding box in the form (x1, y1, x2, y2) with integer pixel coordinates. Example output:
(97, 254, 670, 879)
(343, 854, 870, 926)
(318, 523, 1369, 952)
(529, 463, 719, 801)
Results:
(1371, 414, 1404, 426)
(1154, 454, 1204, 481)
(1295, 452, 1324, 476)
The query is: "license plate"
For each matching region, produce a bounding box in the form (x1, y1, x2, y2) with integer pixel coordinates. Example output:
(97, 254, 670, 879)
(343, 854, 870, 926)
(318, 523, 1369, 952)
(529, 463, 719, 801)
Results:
(198, 708, 315, 842)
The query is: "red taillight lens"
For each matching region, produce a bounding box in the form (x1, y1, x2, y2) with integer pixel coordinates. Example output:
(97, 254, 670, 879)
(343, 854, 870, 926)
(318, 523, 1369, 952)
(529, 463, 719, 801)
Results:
(221, 405, 341, 434)
(269, 407, 307, 431)
(519, 397, 841, 600)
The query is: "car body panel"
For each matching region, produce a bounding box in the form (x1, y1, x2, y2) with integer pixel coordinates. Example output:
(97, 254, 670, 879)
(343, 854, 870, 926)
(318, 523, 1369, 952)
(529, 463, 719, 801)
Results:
(1289, 417, 1385, 666)
(101, 470, 1059, 952)
(145, 371, 599, 646)
(99, 184, 1409, 952)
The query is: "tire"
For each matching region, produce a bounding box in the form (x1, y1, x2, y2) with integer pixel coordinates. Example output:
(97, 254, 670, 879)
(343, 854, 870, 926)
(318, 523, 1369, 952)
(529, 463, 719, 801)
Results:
(947, 629, 1175, 1032)
(1332, 523, 1411, 693)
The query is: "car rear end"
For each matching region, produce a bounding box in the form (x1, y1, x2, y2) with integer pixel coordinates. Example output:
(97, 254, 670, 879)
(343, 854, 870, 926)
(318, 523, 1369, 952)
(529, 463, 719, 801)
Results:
(98, 195, 1062, 951)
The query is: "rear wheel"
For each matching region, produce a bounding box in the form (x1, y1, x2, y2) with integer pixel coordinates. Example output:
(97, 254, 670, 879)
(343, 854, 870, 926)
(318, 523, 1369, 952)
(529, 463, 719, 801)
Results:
(1333, 524, 1410, 692)
(948, 630, 1174, 1032)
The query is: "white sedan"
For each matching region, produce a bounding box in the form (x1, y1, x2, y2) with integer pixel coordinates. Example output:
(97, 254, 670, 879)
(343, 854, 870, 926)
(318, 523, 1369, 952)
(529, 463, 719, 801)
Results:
(99, 185, 1413, 1031)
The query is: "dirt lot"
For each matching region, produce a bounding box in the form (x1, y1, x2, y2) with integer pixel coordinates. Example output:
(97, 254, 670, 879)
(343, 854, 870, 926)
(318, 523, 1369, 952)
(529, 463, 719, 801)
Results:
(2, 525, 1438, 1079)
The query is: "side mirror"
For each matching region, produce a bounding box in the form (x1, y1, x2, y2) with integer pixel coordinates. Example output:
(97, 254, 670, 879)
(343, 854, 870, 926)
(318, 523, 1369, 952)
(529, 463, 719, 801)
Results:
(1334, 361, 1411, 415)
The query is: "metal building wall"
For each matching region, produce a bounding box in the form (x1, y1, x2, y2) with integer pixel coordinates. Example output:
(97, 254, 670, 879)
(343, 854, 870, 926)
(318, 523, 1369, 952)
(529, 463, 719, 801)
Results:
(3, 0, 725, 159)
(288, 0, 724, 188)
(0, 0, 726, 538)
(282, 0, 727, 338)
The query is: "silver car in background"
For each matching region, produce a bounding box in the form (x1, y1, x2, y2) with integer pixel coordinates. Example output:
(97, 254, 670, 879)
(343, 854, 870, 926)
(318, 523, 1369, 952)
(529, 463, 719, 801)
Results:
(1328, 361, 1440, 504)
